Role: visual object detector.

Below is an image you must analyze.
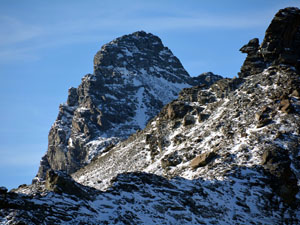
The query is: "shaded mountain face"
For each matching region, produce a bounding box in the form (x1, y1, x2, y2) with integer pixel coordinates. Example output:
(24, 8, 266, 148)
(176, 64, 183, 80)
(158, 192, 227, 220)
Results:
(37, 31, 222, 179)
(1, 7, 300, 225)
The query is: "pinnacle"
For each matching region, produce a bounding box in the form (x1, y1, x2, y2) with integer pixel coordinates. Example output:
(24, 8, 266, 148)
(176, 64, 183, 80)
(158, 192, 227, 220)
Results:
(239, 7, 300, 78)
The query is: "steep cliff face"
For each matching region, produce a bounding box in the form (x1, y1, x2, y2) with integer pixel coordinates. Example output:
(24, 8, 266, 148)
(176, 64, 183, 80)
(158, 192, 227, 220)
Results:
(1, 7, 300, 225)
(37, 31, 222, 179)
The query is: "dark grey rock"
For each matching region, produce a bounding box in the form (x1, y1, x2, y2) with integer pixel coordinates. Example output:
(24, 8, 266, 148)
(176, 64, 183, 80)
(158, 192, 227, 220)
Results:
(0, 187, 7, 195)
(198, 113, 210, 122)
(240, 38, 259, 54)
(239, 7, 300, 78)
(67, 87, 78, 106)
(183, 115, 195, 126)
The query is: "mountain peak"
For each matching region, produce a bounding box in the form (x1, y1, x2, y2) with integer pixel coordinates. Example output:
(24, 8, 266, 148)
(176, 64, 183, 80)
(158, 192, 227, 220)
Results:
(98, 30, 164, 56)
(93, 31, 193, 85)
(36, 31, 222, 178)
(93, 31, 184, 78)
(118, 30, 161, 42)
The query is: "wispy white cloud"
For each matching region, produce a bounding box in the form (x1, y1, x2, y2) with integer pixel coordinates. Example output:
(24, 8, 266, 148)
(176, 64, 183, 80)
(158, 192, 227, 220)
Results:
(0, 16, 42, 45)
(0, 47, 41, 63)
(0, 6, 272, 44)
(0, 2, 293, 64)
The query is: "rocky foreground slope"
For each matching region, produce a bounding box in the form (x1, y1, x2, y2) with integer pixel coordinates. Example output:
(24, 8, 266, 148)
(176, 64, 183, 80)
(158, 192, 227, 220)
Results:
(37, 31, 221, 179)
(1, 7, 300, 225)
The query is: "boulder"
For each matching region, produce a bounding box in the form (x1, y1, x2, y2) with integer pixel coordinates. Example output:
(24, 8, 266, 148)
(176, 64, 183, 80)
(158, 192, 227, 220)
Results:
(198, 113, 209, 122)
(179, 86, 202, 102)
(183, 115, 195, 126)
(280, 99, 294, 113)
(291, 89, 300, 98)
(172, 134, 186, 145)
(190, 152, 217, 169)
(161, 152, 182, 169)
(255, 112, 262, 121)
(192, 72, 223, 86)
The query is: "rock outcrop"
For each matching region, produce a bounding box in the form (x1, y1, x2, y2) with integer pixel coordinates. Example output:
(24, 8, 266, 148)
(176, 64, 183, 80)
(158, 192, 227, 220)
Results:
(44, 170, 94, 200)
(37, 31, 222, 179)
(239, 7, 300, 78)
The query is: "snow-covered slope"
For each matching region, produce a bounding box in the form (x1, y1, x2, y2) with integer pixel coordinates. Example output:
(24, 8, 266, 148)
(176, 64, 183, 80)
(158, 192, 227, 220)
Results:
(1, 7, 300, 225)
(37, 31, 222, 179)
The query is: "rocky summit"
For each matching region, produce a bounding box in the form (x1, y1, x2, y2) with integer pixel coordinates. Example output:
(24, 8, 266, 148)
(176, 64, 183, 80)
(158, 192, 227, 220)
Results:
(37, 31, 222, 179)
(1, 7, 300, 225)
(239, 7, 300, 78)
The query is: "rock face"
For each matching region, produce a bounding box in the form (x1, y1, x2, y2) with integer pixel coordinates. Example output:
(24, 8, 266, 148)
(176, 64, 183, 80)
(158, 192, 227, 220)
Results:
(37, 31, 222, 179)
(239, 7, 300, 78)
(1, 7, 300, 225)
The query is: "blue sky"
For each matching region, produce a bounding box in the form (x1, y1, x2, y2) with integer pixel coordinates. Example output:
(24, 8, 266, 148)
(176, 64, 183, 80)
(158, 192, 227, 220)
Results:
(1, 0, 300, 190)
